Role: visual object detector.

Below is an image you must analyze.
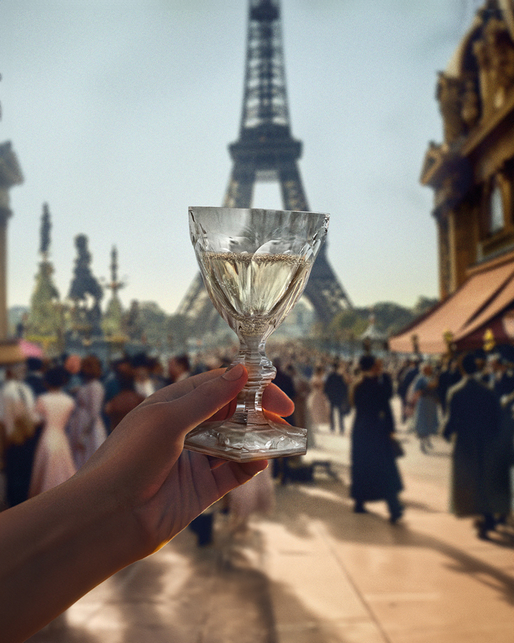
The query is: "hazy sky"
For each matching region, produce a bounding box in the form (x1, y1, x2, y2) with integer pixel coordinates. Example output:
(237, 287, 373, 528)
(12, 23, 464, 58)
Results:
(0, 0, 482, 315)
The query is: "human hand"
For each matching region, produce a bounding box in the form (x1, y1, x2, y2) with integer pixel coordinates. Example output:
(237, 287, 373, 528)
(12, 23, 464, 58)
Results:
(78, 364, 293, 559)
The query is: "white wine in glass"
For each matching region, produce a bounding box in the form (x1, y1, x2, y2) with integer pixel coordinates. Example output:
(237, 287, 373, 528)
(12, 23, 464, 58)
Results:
(185, 207, 329, 462)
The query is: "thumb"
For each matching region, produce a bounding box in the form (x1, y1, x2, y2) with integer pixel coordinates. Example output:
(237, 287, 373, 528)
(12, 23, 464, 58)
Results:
(172, 364, 248, 438)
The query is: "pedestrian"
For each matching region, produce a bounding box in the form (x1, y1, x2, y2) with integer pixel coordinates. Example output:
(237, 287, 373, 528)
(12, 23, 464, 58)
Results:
(24, 357, 47, 396)
(62, 353, 82, 397)
(349, 354, 404, 523)
(0, 344, 41, 507)
(436, 356, 461, 414)
(306, 364, 330, 430)
(397, 357, 420, 422)
(103, 362, 145, 431)
(132, 352, 156, 398)
(441, 352, 512, 540)
(29, 366, 76, 497)
(323, 359, 349, 433)
(272, 357, 296, 424)
(411, 362, 440, 453)
(286, 362, 310, 429)
(167, 353, 191, 384)
(67, 354, 108, 470)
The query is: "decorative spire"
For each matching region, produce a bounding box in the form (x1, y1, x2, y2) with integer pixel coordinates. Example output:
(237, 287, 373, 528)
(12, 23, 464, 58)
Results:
(40, 203, 51, 258)
(26, 203, 61, 342)
(101, 246, 126, 339)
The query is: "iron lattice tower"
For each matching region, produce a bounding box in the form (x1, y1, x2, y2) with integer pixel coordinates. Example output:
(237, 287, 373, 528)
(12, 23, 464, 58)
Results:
(179, 0, 352, 332)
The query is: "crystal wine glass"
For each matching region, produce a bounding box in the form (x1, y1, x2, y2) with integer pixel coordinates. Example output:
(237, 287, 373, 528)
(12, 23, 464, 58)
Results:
(184, 207, 329, 462)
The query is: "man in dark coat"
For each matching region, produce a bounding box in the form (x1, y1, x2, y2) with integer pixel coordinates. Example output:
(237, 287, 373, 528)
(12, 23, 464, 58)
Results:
(441, 352, 511, 539)
(323, 360, 349, 433)
(350, 355, 404, 523)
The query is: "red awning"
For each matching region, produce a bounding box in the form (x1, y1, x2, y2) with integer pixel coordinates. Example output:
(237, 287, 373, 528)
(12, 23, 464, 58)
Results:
(389, 261, 514, 354)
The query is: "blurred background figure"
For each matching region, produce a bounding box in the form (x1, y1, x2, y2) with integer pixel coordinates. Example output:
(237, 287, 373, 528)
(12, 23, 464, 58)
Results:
(104, 361, 145, 431)
(442, 353, 512, 540)
(0, 343, 41, 507)
(63, 354, 82, 397)
(436, 356, 461, 415)
(350, 354, 404, 523)
(167, 353, 191, 384)
(410, 362, 440, 453)
(148, 356, 167, 391)
(24, 357, 47, 397)
(323, 359, 349, 434)
(29, 366, 76, 497)
(272, 357, 296, 424)
(67, 354, 107, 469)
(396, 357, 420, 423)
(131, 353, 156, 398)
(286, 362, 309, 430)
(306, 364, 330, 432)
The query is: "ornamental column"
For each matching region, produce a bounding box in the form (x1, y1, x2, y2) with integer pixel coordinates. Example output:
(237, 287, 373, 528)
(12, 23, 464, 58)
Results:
(0, 141, 23, 339)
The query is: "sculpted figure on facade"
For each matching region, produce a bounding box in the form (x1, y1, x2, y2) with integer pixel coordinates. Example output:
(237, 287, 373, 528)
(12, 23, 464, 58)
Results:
(474, 16, 514, 112)
(436, 72, 466, 144)
(461, 78, 480, 129)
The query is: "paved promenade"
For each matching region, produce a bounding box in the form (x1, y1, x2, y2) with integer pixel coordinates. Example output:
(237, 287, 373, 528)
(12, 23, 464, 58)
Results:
(28, 411, 514, 643)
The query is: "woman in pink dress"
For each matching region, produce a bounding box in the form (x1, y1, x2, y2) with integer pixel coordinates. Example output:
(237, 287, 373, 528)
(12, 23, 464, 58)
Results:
(68, 354, 107, 469)
(29, 366, 77, 497)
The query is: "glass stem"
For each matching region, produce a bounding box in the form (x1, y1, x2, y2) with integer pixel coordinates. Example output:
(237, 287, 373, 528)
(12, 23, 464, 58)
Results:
(232, 334, 276, 427)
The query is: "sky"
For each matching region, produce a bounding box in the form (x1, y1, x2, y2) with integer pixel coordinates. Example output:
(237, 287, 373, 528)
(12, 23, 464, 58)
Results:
(0, 0, 484, 316)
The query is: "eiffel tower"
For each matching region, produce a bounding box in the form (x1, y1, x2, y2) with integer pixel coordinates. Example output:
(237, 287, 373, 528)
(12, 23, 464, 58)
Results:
(179, 0, 352, 333)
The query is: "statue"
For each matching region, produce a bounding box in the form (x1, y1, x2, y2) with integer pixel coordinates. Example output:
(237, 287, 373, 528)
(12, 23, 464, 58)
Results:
(67, 234, 103, 339)
(436, 72, 466, 144)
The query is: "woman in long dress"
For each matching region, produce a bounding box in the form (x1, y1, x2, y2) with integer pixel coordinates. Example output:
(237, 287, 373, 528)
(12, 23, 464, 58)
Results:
(411, 363, 440, 453)
(68, 354, 107, 470)
(29, 366, 76, 497)
(306, 365, 330, 430)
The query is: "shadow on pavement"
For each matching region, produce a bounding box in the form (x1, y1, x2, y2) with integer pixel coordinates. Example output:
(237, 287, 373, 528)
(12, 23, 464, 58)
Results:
(272, 479, 514, 607)
(27, 526, 276, 643)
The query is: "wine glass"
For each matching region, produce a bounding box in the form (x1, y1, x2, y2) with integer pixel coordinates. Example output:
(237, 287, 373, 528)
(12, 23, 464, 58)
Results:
(184, 207, 329, 462)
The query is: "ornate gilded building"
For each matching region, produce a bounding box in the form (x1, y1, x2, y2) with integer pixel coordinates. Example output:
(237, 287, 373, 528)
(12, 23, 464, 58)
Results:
(391, 0, 514, 353)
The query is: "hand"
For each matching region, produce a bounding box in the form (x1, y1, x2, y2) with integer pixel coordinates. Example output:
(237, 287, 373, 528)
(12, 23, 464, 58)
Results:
(79, 364, 294, 558)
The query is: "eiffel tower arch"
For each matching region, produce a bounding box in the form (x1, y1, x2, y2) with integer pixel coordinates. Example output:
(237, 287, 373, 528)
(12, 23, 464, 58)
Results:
(179, 0, 352, 334)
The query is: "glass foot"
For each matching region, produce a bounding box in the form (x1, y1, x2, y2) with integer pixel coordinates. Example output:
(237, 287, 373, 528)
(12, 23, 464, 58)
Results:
(183, 420, 307, 462)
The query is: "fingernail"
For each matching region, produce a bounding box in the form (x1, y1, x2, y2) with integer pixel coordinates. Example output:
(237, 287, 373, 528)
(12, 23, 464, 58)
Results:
(222, 363, 245, 381)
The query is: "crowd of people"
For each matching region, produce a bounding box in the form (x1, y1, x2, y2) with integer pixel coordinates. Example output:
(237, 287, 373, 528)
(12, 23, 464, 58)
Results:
(0, 340, 512, 638)
(257, 346, 513, 536)
(0, 342, 513, 536)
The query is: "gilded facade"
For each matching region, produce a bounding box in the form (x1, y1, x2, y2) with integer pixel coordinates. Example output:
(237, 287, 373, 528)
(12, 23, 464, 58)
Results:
(421, 1, 514, 299)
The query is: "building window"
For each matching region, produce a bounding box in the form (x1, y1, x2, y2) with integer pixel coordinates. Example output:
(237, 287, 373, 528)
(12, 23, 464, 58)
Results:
(490, 182, 504, 234)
